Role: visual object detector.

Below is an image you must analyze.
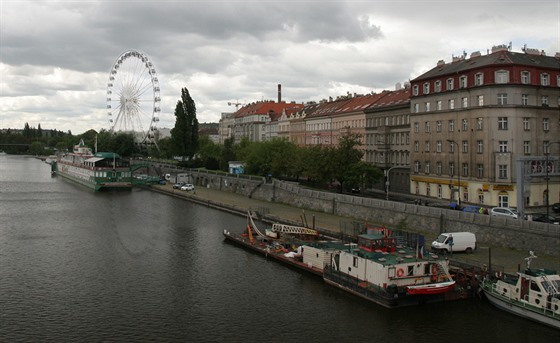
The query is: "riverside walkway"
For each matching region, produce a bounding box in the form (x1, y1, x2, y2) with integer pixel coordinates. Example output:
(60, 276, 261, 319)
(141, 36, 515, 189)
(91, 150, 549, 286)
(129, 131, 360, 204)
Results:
(149, 183, 560, 274)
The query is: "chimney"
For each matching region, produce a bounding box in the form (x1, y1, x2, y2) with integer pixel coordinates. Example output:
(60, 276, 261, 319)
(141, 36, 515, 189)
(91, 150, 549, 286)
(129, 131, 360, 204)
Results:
(278, 84, 282, 103)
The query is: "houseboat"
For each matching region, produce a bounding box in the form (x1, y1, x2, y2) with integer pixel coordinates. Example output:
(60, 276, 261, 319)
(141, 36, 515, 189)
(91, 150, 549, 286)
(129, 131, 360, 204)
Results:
(52, 139, 132, 191)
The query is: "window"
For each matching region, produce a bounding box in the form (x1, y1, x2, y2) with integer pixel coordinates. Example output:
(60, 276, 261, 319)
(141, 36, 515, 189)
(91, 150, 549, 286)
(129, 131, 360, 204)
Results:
(543, 118, 550, 131)
(448, 99, 455, 109)
(436, 120, 442, 132)
(423, 82, 430, 94)
(353, 256, 358, 267)
(462, 163, 468, 177)
(498, 192, 509, 207)
(425, 141, 430, 152)
(523, 117, 530, 130)
(424, 162, 430, 174)
(446, 78, 454, 90)
(544, 141, 550, 154)
(541, 73, 549, 86)
(414, 103, 419, 113)
(436, 162, 442, 175)
(542, 95, 549, 106)
(498, 117, 508, 130)
(459, 75, 467, 88)
(477, 164, 484, 178)
(523, 141, 530, 154)
(495, 70, 509, 84)
(462, 140, 468, 153)
(497, 93, 508, 105)
(435, 80, 441, 92)
(477, 140, 483, 153)
(414, 122, 419, 132)
(414, 161, 420, 173)
(449, 162, 455, 176)
(498, 165, 508, 179)
(499, 140, 508, 153)
(476, 117, 483, 130)
(475, 73, 483, 86)
(413, 85, 419, 96)
(437, 184, 442, 198)
(436, 140, 442, 152)
(414, 141, 419, 152)
(521, 71, 530, 84)
(449, 120, 455, 132)
(462, 97, 468, 108)
(425, 102, 431, 112)
(522, 94, 529, 105)
(462, 119, 468, 131)
(425, 122, 430, 132)
(449, 141, 455, 153)
(436, 100, 442, 110)
(477, 95, 484, 106)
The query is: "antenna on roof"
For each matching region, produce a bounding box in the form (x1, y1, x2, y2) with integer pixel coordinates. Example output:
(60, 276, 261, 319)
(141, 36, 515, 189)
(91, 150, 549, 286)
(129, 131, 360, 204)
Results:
(228, 100, 244, 110)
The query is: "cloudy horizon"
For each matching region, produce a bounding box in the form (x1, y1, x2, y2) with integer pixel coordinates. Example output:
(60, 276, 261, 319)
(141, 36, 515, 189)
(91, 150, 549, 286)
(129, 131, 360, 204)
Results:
(1, 0, 559, 135)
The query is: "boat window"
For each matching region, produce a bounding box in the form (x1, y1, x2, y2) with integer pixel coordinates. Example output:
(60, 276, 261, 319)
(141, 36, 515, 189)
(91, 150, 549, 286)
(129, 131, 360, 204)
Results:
(407, 265, 414, 276)
(542, 279, 560, 293)
(353, 257, 358, 268)
(530, 281, 540, 292)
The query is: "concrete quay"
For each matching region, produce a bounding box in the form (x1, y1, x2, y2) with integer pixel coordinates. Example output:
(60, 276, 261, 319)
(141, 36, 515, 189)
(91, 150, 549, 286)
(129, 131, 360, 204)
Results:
(147, 183, 560, 274)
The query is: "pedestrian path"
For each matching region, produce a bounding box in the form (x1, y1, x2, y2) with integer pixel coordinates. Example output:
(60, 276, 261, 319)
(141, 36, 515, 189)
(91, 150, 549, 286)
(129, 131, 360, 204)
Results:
(152, 184, 560, 274)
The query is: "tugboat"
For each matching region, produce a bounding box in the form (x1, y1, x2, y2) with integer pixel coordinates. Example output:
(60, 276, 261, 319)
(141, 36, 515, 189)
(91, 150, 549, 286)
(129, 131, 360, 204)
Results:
(481, 251, 560, 329)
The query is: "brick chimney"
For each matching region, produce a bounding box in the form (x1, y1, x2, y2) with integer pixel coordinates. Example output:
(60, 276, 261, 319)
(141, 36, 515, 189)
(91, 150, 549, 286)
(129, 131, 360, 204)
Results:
(278, 84, 282, 103)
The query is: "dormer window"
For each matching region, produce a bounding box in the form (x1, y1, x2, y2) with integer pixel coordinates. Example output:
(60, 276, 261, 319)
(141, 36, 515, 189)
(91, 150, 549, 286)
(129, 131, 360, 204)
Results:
(541, 73, 550, 86)
(521, 71, 530, 84)
(459, 76, 467, 88)
(474, 73, 484, 86)
(446, 78, 454, 90)
(495, 70, 509, 84)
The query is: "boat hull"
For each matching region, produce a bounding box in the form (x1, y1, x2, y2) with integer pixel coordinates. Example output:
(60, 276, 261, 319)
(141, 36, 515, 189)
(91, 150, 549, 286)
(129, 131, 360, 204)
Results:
(407, 281, 456, 295)
(482, 286, 560, 330)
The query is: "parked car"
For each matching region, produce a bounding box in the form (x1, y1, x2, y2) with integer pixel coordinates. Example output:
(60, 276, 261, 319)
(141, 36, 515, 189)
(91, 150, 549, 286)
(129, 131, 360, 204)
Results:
(180, 184, 195, 191)
(552, 203, 560, 213)
(462, 205, 481, 214)
(531, 213, 560, 224)
(173, 182, 185, 189)
(490, 207, 518, 219)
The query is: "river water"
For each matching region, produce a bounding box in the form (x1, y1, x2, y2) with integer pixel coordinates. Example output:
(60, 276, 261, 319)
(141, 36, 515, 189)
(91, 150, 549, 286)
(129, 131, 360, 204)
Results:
(0, 154, 558, 342)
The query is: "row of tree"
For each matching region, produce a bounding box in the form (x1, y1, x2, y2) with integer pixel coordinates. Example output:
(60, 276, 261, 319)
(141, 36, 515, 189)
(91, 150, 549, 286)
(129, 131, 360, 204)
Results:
(2, 86, 382, 192)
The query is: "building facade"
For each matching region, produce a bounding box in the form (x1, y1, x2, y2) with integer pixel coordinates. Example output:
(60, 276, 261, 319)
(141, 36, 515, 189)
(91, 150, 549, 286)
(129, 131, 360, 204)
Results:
(409, 45, 560, 207)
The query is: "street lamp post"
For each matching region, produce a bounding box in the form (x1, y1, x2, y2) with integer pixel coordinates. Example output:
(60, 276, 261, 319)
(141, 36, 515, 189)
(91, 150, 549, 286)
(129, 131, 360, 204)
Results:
(545, 142, 560, 224)
(447, 139, 461, 206)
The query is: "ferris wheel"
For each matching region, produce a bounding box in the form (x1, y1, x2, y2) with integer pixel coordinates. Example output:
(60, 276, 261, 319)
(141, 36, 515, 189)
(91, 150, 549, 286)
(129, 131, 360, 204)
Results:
(106, 50, 161, 144)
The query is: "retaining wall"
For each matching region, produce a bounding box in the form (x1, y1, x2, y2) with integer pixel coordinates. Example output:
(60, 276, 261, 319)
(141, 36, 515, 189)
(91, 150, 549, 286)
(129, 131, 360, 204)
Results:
(154, 165, 559, 257)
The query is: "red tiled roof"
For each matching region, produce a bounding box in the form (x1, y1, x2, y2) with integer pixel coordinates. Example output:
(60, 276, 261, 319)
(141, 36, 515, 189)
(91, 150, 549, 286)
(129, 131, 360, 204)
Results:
(234, 101, 304, 119)
(367, 88, 411, 109)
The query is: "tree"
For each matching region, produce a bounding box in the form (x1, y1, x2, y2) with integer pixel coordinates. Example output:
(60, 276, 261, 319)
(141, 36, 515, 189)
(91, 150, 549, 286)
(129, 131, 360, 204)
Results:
(332, 132, 364, 192)
(170, 87, 199, 161)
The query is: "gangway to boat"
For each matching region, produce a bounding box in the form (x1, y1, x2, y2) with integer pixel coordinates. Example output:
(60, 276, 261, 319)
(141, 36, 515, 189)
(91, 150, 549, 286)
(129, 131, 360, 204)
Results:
(271, 223, 318, 236)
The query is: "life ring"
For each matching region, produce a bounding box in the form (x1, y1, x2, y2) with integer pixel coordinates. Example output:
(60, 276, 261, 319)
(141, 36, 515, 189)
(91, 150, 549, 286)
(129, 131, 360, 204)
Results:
(396, 268, 404, 277)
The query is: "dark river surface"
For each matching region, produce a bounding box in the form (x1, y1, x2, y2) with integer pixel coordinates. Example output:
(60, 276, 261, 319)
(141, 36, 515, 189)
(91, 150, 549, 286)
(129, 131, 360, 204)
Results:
(1, 154, 558, 342)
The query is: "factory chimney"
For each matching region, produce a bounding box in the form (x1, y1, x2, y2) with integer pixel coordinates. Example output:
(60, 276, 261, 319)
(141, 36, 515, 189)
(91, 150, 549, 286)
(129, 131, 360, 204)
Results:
(278, 84, 282, 103)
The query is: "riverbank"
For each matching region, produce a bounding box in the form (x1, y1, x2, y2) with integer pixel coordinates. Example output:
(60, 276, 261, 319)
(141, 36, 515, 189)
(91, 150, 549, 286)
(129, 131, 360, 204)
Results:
(146, 183, 560, 274)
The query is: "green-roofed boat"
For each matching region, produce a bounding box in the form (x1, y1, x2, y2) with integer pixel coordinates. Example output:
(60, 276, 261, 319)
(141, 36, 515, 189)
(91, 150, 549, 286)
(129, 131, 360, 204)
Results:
(52, 139, 132, 191)
(481, 251, 560, 329)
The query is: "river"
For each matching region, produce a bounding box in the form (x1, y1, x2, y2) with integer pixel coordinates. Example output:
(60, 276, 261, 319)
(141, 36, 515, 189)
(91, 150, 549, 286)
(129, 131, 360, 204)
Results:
(0, 154, 558, 342)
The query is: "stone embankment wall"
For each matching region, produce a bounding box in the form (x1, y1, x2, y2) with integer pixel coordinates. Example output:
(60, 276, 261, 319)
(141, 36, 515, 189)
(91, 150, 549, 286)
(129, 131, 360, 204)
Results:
(156, 165, 559, 257)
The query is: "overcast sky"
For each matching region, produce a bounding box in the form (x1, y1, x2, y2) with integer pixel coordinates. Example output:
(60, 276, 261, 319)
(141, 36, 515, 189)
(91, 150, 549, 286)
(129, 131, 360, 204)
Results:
(1, 0, 559, 135)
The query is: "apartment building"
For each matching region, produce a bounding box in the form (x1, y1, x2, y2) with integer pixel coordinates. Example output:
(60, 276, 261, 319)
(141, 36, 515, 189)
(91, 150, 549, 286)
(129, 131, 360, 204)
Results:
(365, 87, 412, 194)
(409, 45, 560, 207)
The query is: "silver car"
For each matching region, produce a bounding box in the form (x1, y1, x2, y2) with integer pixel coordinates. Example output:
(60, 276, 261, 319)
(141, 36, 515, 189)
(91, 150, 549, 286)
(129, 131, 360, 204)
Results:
(490, 207, 518, 219)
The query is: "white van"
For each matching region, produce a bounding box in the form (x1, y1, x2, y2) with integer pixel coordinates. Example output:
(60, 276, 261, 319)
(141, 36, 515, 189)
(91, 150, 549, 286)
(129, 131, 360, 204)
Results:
(431, 232, 476, 254)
